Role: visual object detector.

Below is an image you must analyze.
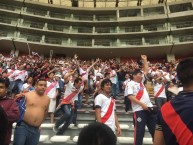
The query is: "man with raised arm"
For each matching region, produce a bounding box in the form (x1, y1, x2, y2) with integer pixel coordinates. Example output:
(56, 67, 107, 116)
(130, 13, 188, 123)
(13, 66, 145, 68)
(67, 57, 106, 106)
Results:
(53, 69, 84, 135)
(126, 55, 156, 145)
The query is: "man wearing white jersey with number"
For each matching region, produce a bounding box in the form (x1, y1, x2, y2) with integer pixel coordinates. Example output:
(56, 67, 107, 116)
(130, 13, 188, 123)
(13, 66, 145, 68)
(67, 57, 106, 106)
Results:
(95, 79, 121, 136)
(53, 70, 84, 135)
(152, 73, 167, 109)
(126, 55, 156, 145)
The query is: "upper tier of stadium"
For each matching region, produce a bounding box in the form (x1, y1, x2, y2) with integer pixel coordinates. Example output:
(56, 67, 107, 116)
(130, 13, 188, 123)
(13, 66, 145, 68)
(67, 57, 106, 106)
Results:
(0, 0, 193, 59)
(26, 0, 189, 8)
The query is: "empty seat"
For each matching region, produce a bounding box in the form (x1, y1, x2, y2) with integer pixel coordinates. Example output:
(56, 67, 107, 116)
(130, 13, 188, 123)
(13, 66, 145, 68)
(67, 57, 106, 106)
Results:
(77, 124, 88, 128)
(50, 135, 70, 142)
(39, 135, 49, 142)
(117, 137, 153, 144)
(40, 123, 54, 128)
(119, 124, 129, 130)
(73, 136, 79, 143)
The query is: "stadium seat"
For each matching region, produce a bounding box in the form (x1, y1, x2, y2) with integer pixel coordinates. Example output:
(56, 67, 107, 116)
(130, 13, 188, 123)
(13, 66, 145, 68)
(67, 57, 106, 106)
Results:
(50, 136, 70, 142)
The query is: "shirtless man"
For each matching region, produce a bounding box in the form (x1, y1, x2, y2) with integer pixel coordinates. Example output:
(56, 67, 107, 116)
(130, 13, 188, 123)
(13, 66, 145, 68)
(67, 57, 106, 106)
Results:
(13, 79, 50, 145)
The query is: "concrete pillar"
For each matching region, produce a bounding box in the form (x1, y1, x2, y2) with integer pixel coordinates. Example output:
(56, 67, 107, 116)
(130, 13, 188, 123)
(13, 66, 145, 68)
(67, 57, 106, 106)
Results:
(15, 50, 19, 57)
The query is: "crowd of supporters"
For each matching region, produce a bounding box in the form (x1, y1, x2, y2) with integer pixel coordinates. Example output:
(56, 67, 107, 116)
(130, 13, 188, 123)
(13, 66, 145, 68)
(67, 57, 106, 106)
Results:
(0, 52, 189, 145)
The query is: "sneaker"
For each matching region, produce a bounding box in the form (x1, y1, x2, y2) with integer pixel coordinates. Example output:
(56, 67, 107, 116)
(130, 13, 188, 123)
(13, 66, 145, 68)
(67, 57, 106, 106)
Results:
(53, 125, 59, 133)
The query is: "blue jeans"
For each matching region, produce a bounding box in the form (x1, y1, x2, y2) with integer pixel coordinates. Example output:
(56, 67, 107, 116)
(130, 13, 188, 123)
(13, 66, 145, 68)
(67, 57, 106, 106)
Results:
(55, 104, 73, 135)
(78, 93, 82, 109)
(111, 83, 117, 98)
(13, 121, 40, 145)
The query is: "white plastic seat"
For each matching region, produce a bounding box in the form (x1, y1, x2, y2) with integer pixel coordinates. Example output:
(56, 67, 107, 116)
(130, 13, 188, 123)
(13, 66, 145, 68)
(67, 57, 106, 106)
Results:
(119, 124, 129, 130)
(117, 137, 134, 144)
(73, 136, 79, 143)
(40, 123, 54, 128)
(77, 124, 88, 128)
(39, 135, 49, 142)
(117, 137, 153, 144)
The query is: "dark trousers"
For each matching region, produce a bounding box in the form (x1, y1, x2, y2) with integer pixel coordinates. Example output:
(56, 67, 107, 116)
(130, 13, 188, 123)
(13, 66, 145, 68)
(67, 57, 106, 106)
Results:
(133, 110, 156, 145)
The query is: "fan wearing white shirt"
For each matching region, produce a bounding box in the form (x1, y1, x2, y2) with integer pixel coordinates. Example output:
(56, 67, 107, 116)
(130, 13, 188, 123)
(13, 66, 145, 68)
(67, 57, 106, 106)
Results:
(152, 73, 167, 109)
(46, 72, 59, 123)
(127, 55, 156, 145)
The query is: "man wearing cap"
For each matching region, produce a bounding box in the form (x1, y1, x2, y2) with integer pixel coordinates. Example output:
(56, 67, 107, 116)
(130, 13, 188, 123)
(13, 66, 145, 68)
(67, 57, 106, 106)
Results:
(126, 55, 156, 145)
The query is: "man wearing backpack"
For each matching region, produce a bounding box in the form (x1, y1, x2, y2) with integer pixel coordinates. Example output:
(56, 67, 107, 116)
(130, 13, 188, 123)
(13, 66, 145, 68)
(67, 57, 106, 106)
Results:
(13, 79, 50, 145)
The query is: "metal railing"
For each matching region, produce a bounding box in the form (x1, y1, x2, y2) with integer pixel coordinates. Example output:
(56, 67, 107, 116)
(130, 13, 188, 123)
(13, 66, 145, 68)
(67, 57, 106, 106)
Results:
(121, 39, 142, 45)
(0, 16, 17, 25)
(49, 12, 71, 20)
(143, 24, 166, 31)
(95, 27, 117, 33)
(0, 3, 21, 11)
(20, 34, 42, 42)
(22, 21, 44, 29)
(47, 24, 67, 32)
(26, 8, 47, 16)
(120, 26, 141, 33)
(176, 35, 193, 42)
(45, 37, 62, 44)
(75, 40, 92, 46)
(0, 31, 8, 37)
(95, 15, 116, 21)
(94, 40, 116, 46)
(71, 27, 93, 33)
(145, 37, 167, 45)
(73, 15, 93, 21)
(171, 21, 193, 29)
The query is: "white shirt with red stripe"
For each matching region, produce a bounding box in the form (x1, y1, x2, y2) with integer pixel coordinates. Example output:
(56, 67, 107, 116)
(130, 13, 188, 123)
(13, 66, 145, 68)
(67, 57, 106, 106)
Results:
(153, 83, 166, 98)
(161, 71, 170, 81)
(46, 81, 59, 99)
(79, 67, 91, 81)
(123, 79, 131, 96)
(126, 80, 153, 112)
(94, 94, 116, 132)
(63, 81, 84, 103)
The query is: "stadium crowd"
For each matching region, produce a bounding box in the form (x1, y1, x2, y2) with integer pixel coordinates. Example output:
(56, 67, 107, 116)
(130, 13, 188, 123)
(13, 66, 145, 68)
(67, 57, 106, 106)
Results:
(0, 52, 186, 145)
